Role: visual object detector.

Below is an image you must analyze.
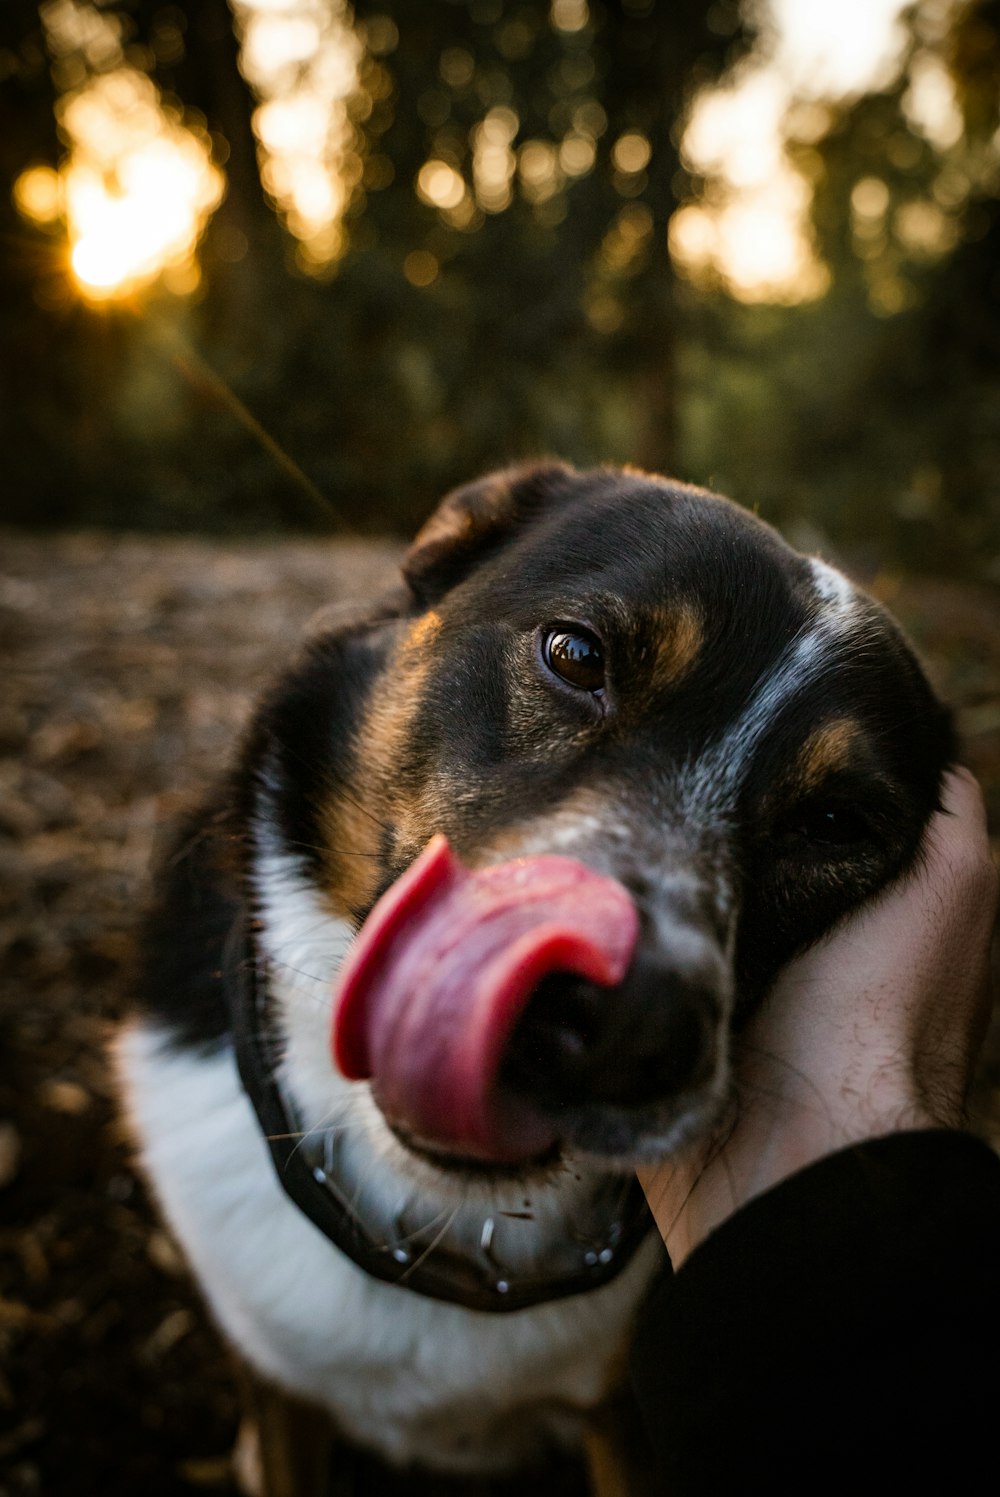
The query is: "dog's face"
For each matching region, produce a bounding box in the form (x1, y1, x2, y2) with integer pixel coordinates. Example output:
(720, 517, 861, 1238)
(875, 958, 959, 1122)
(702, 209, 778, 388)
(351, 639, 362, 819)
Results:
(252, 463, 951, 1171)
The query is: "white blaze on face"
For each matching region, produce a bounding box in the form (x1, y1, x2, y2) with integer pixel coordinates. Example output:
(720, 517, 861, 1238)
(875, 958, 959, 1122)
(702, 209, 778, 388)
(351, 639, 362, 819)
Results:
(809, 556, 859, 624)
(679, 556, 864, 814)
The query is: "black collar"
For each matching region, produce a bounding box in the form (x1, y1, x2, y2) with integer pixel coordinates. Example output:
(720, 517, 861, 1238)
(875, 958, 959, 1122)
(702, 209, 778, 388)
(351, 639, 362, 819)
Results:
(223, 910, 656, 1313)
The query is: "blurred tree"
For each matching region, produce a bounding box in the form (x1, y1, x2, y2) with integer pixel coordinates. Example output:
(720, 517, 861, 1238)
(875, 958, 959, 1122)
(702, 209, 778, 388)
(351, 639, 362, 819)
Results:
(3, 0, 998, 576)
(2, 0, 747, 533)
(1, 1, 73, 506)
(675, 0, 1000, 578)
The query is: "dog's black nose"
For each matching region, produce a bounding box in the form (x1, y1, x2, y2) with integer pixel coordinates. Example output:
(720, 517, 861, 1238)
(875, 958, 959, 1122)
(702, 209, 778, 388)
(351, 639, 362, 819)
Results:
(498, 950, 718, 1113)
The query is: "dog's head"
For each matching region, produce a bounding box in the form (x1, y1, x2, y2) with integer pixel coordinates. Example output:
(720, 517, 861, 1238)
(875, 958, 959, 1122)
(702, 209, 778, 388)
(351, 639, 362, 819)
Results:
(252, 462, 952, 1174)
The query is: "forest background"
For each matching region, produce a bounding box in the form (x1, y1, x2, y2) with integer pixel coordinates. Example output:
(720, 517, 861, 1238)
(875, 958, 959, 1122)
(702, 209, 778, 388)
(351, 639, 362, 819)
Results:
(2, 3, 999, 1493)
(3, 0, 999, 576)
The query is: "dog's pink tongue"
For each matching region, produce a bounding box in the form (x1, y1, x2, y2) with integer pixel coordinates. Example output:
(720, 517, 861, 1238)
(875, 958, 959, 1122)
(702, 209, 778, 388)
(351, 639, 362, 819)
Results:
(332, 836, 638, 1161)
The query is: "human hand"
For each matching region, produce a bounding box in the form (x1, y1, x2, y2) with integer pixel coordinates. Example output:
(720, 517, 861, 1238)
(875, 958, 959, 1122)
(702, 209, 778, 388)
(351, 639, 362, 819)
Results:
(639, 766, 998, 1268)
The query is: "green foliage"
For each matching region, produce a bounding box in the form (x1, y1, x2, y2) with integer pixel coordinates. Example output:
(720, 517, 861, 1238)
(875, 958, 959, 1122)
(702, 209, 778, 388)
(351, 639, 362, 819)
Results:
(1, 0, 744, 535)
(675, 0, 1000, 578)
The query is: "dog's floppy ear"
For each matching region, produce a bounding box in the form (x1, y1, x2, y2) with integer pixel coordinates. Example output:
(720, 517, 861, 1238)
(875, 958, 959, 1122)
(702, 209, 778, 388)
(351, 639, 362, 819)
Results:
(403, 461, 575, 603)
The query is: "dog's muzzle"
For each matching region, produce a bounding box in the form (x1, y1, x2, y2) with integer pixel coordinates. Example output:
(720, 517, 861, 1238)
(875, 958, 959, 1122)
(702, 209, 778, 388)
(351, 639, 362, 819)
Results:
(500, 944, 724, 1111)
(223, 911, 656, 1312)
(332, 834, 643, 1162)
(331, 834, 731, 1167)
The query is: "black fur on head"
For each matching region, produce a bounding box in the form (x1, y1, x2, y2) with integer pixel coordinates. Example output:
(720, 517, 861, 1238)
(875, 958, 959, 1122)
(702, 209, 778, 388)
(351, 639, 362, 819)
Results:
(140, 462, 954, 1161)
(402, 461, 577, 604)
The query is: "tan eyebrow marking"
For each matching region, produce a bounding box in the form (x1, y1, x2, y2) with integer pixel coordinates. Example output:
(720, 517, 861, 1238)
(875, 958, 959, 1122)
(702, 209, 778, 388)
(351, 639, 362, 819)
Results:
(651, 603, 704, 689)
(797, 718, 863, 789)
(405, 610, 442, 651)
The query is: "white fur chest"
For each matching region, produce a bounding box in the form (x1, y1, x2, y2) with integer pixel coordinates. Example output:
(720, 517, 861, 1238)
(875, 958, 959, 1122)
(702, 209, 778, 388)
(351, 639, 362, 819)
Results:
(117, 1022, 660, 1474)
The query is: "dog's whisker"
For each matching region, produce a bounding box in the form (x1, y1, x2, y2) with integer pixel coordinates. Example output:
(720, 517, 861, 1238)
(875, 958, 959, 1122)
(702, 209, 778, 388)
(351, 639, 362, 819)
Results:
(646, 1097, 742, 1251)
(265, 911, 348, 952)
(287, 1120, 362, 1166)
(265, 1113, 368, 1144)
(268, 958, 334, 987)
(388, 1200, 456, 1251)
(278, 1095, 363, 1167)
(281, 835, 382, 861)
(164, 819, 216, 870)
(315, 762, 395, 838)
(305, 1120, 369, 1142)
(396, 1206, 461, 1285)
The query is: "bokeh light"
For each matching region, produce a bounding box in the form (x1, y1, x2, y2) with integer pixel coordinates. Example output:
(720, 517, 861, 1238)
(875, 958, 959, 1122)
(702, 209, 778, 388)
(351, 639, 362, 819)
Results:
(14, 0, 224, 303)
(611, 132, 651, 175)
(13, 0, 983, 312)
(550, 0, 589, 35)
(674, 0, 938, 303)
(472, 107, 519, 212)
(13, 166, 63, 224)
(230, 0, 364, 271)
(61, 71, 224, 299)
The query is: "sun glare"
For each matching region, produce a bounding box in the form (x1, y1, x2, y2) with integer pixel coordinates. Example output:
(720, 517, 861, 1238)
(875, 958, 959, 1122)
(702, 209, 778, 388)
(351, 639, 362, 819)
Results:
(15, 0, 972, 312)
(15, 1, 224, 303)
(671, 179, 830, 304)
(62, 73, 224, 299)
(768, 0, 915, 98)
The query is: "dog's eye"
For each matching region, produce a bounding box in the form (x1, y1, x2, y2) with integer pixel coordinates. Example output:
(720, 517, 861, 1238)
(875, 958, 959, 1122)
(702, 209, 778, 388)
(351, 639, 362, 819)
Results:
(793, 805, 871, 847)
(543, 628, 605, 693)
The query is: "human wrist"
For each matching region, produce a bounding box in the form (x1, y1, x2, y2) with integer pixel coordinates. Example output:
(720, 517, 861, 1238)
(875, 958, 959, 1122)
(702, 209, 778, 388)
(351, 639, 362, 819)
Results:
(641, 1084, 940, 1270)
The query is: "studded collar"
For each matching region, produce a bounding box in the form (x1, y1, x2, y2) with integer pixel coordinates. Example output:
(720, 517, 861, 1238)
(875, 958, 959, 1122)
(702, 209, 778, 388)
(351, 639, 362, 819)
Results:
(223, 909, 656, 1313)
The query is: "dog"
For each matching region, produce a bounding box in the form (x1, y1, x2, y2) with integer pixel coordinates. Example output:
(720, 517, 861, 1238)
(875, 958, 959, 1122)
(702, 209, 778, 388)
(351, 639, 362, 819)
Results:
(116, 462, 952, 1492)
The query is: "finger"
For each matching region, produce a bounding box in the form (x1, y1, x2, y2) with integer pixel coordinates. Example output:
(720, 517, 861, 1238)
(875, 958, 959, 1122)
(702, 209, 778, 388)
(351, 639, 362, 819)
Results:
(922, 768, 997, 920)
(940, 764, 989, 831)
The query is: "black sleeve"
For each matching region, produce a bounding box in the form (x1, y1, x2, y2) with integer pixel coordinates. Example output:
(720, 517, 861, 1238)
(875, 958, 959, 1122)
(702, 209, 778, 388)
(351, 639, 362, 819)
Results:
(629, 1130, 1000, 1492)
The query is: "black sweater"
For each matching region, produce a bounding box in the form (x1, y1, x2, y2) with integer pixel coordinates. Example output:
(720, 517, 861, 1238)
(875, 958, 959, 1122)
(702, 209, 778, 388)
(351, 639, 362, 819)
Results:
(629, 1130, 1000, 1491)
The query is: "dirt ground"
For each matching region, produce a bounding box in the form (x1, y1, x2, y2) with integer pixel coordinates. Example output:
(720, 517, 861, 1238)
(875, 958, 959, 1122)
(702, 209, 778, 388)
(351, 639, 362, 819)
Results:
(2, 531, 998, 1497)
